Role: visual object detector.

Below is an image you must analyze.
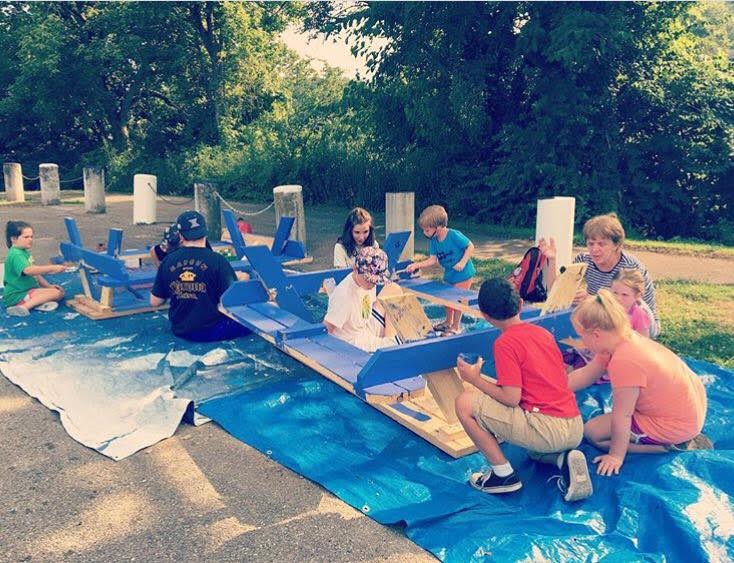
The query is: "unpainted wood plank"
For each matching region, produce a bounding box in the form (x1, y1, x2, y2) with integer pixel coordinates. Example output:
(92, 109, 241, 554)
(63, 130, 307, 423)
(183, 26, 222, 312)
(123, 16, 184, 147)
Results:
(540, 262, 587, 315)
(424, 368, 465, 424)
(378, 293, 433, 343)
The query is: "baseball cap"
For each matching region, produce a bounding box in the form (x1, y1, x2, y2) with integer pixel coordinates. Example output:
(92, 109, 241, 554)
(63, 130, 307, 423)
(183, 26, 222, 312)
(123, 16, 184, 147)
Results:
(355, 246, 390, 285)
(176, 211, 208, 240)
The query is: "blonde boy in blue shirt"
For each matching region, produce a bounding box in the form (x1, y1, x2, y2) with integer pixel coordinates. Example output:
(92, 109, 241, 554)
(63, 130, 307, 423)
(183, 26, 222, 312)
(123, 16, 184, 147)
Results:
(406, 205, 475, 334)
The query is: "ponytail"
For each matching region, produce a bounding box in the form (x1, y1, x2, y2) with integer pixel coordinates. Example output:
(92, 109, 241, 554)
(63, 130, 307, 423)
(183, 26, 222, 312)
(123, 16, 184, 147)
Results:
(572, 289, 631, 336)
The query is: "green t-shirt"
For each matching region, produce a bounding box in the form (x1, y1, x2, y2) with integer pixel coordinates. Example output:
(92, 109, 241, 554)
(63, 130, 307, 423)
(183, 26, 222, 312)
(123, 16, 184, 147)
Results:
(3, 246, 38, 306)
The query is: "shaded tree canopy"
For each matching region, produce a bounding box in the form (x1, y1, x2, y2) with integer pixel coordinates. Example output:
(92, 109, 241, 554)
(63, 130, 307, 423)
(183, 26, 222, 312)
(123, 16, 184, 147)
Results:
(1, 1, 732, 242)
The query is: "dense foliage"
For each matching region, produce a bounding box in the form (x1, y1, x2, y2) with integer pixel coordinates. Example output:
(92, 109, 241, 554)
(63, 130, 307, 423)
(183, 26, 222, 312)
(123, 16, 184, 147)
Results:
(1, 2, 732, 241)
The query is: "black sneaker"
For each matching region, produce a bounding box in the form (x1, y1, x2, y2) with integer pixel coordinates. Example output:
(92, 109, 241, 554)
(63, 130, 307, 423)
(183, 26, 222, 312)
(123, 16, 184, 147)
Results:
(469, 470, 522, 494)
(556, 449, 593, 502)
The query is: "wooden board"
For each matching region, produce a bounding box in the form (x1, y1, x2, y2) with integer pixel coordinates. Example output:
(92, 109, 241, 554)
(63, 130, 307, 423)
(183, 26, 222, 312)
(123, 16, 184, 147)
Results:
(67, 294, 168, 320)
(541, 263, 587, 315)
(424, 368, 465, 424)
(378, 293, 433, 343)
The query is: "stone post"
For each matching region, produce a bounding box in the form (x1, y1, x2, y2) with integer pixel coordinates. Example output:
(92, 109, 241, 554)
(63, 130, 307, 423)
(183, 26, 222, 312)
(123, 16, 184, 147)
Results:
(386, 191, 415, 261)
(3, 162, 25, 202)
(39, 163, 61, 205)
(133, 174, 157, 224)
(83, 166, 106, 213)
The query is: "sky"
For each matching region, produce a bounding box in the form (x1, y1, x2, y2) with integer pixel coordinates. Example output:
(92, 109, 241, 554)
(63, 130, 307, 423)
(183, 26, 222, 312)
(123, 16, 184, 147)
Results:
(280, 25, 385, 80)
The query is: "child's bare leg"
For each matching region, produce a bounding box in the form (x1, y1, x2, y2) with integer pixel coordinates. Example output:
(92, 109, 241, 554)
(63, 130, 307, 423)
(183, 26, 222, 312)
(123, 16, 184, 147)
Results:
(585, 413, 668, 454)
(451, 308, 463, 331)
(455, 391, 507, 464)
(442, 306, 453, 329)
(22, 287, 64, 311)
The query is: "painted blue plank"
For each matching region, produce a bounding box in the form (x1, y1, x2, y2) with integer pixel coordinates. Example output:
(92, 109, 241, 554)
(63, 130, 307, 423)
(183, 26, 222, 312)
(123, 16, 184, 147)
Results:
(80, 249, 130, 281)
(271, 216, 295, 256)
(277, 324, 327, 341)
(288, 268, 351, 296)
(107, 229, 123, 257)
(282, 240, 306, 259)
(243, 245, 290, 288)
(222, 210, 248, 259)
(355, 309, 576, 392)
(227, 304, 288, 335)
(383, 231, 411, 272)
(221, 280, 269, 309)
(59, 242, 82, 262)
(388, 402, 431, 422)
(284, 338, 366, 384)
(64, 217, 83, 247)
(248, 301, 306, 329)
(399, 278, 479, 306)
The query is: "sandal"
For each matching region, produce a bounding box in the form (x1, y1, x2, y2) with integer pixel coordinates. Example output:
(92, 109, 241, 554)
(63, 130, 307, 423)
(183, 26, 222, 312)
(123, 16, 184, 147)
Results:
(432, 321, 450, 332)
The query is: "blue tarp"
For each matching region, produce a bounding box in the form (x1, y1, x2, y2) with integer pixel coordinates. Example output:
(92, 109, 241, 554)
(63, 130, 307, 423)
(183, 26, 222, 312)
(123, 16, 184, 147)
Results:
(2, 273, 732, 559)
(199, 356, 734, 562)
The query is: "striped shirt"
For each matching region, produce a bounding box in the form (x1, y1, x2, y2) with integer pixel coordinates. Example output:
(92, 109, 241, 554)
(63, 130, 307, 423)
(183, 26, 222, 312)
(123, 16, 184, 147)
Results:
(573, 251, 660, 333)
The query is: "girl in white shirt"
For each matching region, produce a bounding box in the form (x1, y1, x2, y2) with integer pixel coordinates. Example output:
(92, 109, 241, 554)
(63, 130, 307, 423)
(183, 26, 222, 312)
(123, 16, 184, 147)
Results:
(333, 207, 380, 268)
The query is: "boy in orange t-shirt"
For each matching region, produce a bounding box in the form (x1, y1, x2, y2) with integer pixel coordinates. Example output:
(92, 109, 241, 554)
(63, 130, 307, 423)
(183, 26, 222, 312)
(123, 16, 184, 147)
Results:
(569, 290, 710, 477)
(454, 278, 592, 502)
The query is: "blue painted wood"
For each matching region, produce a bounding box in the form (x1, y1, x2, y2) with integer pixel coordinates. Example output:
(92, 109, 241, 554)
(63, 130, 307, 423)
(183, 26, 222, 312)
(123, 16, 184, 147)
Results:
(271, 216, 295, 256)
(383, 231, 411, 272)
(277, 323, 327, 341)
(107, 229, 124, 257)
(282, 239, 306, 259)
(221, 280, 270, 309)
(64, 217, 83, 247)
(389, 402, 431, 422)
(398, 278, 479, 305)
(59, 242, 82, 262)
(355, 309, 575, 393)
(80, 249, 130, 281)
(227, 304, 289, 334)
(222, 210, 248, 259)
(287, 268, 351, 296)
(249, 301, 306, 328)
(284, 338, 366, 384)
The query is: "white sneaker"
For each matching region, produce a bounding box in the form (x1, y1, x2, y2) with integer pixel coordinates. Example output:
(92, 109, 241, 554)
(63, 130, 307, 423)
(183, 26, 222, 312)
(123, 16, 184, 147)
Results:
(36, 302, 59, 312)
(6, 305, 30, 317)
(557, 449, 593, 502)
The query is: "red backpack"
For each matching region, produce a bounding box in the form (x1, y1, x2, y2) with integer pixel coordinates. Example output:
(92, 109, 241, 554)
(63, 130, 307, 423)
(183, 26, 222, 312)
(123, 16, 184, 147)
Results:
(508, 247, 547, 302)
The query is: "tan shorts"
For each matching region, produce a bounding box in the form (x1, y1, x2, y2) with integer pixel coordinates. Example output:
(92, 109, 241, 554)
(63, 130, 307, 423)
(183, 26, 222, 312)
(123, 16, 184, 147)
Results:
(473, 393, 583, 455)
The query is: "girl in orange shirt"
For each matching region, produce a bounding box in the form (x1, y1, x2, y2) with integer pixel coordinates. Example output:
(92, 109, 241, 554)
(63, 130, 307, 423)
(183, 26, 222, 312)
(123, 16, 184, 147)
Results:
(567, 290, 710, 477)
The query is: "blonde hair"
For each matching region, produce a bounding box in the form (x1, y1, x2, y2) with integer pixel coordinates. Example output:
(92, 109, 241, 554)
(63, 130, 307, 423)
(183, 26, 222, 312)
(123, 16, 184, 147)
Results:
(583, 213, 625, 245)
(572, 289, 632, 336)
(418, 205, 448, 229)
(612, 268, 644, 297)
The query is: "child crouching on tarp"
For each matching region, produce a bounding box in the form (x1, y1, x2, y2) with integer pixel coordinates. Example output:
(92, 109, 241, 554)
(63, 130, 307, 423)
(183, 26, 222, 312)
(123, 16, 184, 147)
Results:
(568, 290, 711, 477)
(454, 278, 593, 501)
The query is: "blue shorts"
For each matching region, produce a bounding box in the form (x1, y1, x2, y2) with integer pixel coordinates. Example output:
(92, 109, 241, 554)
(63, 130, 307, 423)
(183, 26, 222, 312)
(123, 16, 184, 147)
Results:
(181, 316, 250, 343)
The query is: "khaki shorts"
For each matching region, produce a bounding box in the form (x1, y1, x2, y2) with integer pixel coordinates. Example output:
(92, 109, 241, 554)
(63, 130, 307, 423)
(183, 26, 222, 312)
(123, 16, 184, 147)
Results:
(473, 393, 583, 455)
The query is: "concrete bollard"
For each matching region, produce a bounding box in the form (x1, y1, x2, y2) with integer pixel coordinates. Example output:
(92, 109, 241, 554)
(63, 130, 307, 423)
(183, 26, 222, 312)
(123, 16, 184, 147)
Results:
(194, 182, 221, 241)
(535, 196, 576, 268)
(273, 184, 306, 246)
(133, 174, 157, 224)
(83, 166, 106, 214)
(3, 162, 25, 203)
(385, 191, 415, 261)
(39, 163, 61, 205)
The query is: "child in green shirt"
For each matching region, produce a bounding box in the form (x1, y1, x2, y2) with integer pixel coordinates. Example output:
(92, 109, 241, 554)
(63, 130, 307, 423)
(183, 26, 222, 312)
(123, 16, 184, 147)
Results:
(3, 221, 66, 316)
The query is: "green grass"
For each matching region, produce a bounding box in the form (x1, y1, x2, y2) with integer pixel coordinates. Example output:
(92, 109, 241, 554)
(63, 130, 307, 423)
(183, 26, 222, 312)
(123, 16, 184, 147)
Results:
(656, 280, 734, 368)
(469, 258, 734, 367)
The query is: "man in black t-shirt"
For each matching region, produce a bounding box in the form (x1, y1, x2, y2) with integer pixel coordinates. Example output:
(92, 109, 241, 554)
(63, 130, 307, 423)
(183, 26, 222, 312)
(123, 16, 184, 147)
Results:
(150, 210, 249, 342)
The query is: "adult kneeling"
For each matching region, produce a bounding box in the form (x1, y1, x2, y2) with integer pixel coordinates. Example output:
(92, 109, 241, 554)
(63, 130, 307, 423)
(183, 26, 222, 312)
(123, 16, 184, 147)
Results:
(150, 211, 249, 342)
(542, 212, 659, 336)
